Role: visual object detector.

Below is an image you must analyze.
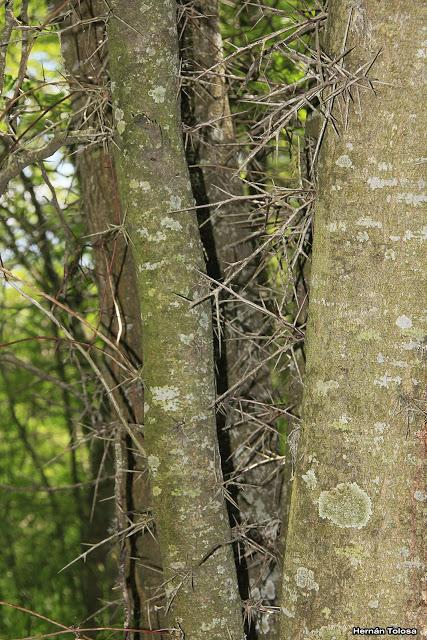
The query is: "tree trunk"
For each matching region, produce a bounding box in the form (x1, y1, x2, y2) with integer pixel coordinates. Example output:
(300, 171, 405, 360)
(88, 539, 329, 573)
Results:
(280, 2, 426, 638)
(107, 2, 244, 638)
(179, 3, 283, 636)
(60, 2, 164, 634)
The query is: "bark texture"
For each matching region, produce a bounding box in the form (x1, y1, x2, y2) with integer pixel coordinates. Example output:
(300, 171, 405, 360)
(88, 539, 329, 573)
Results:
(280, 2, 426, 638)
(180, 3, 282, 637)
(60, 2, 164, 634)
(107, 2, 244, 638)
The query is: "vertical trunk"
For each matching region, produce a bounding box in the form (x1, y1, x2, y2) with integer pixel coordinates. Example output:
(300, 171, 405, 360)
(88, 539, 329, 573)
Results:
(280, 2, 426, 638)
(180, 5, 282, 636)
(60, 1, 164, 634)
(107, 2, 244, 638)
(78, 149, 165, 635)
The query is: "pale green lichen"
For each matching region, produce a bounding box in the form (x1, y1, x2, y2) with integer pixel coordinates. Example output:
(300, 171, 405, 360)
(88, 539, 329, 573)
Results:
(161, 216, 182, 231)
(302, 468, 318, 489)
(396, 314, 413, 329)
(295, 567, 319, 591)
(356, 231, 369, 243)
(331, 415, 351, 431)
(150, 385, 180, 412)
(169, 195, 182, 210)
(355, 216, 382, 228)
(315, 379, 339, 396)
(374, 422, 387, 433)
(200, 617, 227, 632)
(327, 221, 347, 232)
(335, 154, 353, 168)
(374, 374, 402, 388)
(199, 311, 210, 330)
(335, 543, 368, 567)
(356, 328, 381, 342)
(171, 487, 201, 498)
(148, 85, 166, 103)
(397, 191, 427, 206)
(139, 261, 164, 271)
(147, 454, 160, 476)
(318, 482, 372, 529)
(116, 120, 126, 134)
(137, 228, 166, 242)
(367, 176, 398, 189)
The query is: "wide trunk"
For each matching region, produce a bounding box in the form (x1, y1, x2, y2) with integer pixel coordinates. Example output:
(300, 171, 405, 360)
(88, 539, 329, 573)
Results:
(280, 2, 426, 638)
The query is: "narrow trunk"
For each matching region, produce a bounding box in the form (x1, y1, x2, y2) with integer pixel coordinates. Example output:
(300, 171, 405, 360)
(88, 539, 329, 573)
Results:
(107, 2, 244, 638)
(180, 5, 282, 636)
(60, 2, 164, 633)
(280, 2, 426, 638)
(78, 149, 164, 635)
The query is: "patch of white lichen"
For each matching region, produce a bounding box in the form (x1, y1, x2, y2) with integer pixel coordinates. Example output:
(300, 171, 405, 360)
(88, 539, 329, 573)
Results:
(318, 482, 372, 529)
(295, 567, 319, 591)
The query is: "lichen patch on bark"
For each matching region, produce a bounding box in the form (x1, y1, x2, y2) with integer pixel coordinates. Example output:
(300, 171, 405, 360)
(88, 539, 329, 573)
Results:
(318, 483, 372, 529)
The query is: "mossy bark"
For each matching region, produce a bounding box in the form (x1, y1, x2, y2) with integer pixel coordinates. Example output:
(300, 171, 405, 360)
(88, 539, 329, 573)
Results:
(60, 2, 164, 634)
(280, 2, 426, 638)
(107, 2, 244, 638)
